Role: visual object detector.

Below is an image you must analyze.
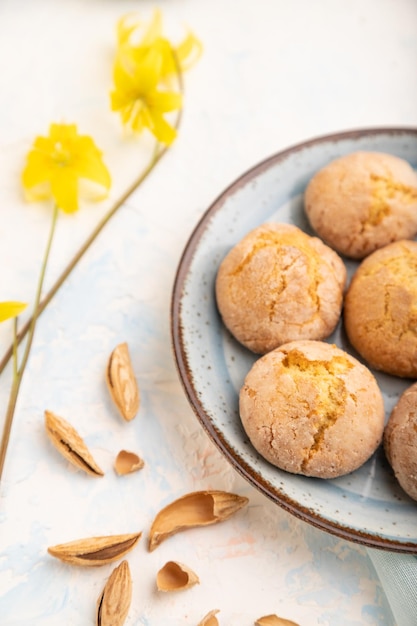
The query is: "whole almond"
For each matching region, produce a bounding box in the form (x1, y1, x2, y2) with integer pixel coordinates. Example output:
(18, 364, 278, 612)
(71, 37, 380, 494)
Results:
(106, 343, 140, 421)
(97, 560, 132, 626)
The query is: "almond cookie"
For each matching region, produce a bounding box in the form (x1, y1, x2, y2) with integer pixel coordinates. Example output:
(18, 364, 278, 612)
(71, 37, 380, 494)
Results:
(304, 151, 417, 259)
(344, 240, 417, 378)
(239, 340, 385, 479)
(215, 223, 346, 354)
(384, 382, 417, 501)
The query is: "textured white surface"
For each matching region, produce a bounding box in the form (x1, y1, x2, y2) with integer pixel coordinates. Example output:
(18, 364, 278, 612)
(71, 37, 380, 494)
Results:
(1, 0, 417, 624)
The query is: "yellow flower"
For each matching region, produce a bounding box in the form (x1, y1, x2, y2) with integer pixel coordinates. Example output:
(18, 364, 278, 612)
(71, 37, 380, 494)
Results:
(0, 302, 27, 323)
(22, 123, 111, 214)
(117, 9, 202, 80)
(111, 45, 182, 145)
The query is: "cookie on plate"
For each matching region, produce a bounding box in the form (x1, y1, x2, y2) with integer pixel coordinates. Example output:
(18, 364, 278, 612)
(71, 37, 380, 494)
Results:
(215, 223, 346, 354)
(344, 239, 417, 378)
(304, 151, 417, 259)
(384, 382, 417, 501)
(239, 340, 385, 479)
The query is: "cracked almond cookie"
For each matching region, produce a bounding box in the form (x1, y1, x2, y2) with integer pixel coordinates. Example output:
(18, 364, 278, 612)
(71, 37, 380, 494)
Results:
(239, 340, 384, 478)
(384, 381, 417, 501)
(304, 151, 417, 259)
(215, 223, 346, 354)
(344, 240, 417, 378)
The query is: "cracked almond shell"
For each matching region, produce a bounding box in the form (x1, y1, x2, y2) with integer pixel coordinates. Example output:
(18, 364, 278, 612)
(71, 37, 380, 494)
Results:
(106, 342, 140, 421)
(198, 610, 220, 626)
(255, 615, 300, 626)
(114, 450, 144, 475)
(148, 490, 249, 551)
(48, 531, 142, 566)
(156, 560, 199, 592)
(44, 410, 104, 476)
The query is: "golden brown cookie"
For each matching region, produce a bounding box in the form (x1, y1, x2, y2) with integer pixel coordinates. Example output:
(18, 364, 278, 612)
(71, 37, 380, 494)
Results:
(384, 382, 417, 501)
(239, 340, 385, 479)
(344, 240, 417, 378)
(304, 151, 417, 259)
(215, 223, 346, 354)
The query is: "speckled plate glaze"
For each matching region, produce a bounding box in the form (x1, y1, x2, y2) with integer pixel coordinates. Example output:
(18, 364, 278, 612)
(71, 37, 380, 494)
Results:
(171, 128, 417, 553)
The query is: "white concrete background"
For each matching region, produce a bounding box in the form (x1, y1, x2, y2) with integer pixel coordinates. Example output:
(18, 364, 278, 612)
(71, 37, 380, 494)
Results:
(1, 0, 416, 624)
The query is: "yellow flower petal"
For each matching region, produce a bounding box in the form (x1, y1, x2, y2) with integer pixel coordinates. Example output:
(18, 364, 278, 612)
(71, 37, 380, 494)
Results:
(111, 13, 192, 141)
(116, 9, 163, 51)
(133, 46, 163, 93)
(128, 37, 180, 82)
(147, 111, 177, 145)
(23, 182, 52, 202)
(0, 302, 27, 323)
(49, 123, 78, 143)
(141, 9, 163, 46)
(121, 103, 137, 127)
(118, 44, 147, 75)
(110, 88, 131, 113)
(116, 11, 201, 76)
(130, 103, 151, 134)
(156, 39, 177, 78)
(113, 46, 164, 98)
(22, 151, 51, 189)
(22, 123, 110, 212)
(176, 31, 203, 71)
(50, 170, 78, 214)
(116, 13, 139, 47)
(147, 90, 182, 113)
(112, 59, 136, 92)
(74, 138, 111, 191)
(118, 36, 170, 79)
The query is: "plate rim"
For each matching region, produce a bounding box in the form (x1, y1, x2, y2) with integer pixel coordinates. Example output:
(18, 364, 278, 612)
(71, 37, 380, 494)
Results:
(171, 126, 417, 554)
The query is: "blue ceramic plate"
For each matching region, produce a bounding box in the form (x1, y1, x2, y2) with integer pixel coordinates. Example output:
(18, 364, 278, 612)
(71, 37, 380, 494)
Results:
(171, 128, 417, 553)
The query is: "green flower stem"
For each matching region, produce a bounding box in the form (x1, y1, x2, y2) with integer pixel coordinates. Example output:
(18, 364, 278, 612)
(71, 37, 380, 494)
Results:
(0, 138, 168, 482)
(12, 318, 18, 381)
(0, 50, 183, 380)
(0, 142, 163, 382)
(0, 204, 59, 481)
(0, 51, 183, 482)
